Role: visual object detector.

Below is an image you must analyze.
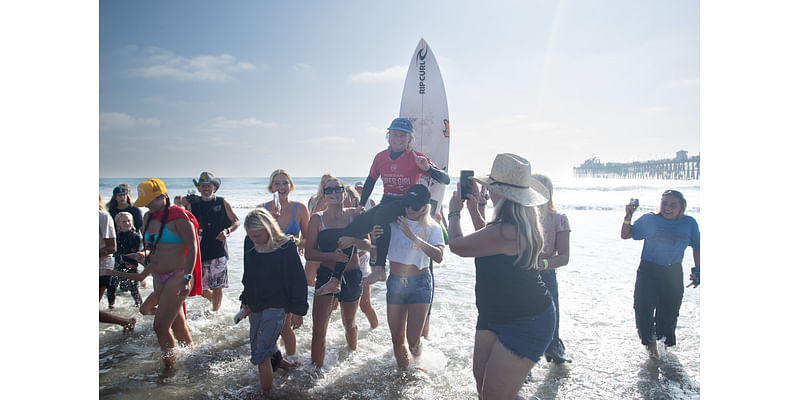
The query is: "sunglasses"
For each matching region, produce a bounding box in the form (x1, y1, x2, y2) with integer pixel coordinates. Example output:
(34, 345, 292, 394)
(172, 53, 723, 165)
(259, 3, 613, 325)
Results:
(323, 186, 345, 194)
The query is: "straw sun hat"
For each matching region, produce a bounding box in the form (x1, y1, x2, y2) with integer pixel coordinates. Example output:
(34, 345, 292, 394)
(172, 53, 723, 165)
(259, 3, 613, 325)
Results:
(470, 153, 550, 207)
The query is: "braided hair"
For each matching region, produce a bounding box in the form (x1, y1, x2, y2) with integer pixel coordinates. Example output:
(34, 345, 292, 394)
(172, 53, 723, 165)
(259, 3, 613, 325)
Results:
(142, 195, 171, 265)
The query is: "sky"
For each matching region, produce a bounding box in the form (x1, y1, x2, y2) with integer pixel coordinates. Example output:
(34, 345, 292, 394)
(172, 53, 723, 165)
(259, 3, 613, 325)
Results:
(98, 0, 699, 180)
(8, 2, 800, 397)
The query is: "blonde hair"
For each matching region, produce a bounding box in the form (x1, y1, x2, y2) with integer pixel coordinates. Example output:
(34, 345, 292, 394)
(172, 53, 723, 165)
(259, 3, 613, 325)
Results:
(244, 208, 290, 251)
(268, 169, 295, 193)
(309, 173, 335, 212)
(385, 130, 415, 148)
(344, 185, 360, 207)
(114, 212, 134, 232)
(532, 174, 556, 212)
(416, 204, 434, 227)
(490, 198, 543, 270)
(99, 193, 106, 211)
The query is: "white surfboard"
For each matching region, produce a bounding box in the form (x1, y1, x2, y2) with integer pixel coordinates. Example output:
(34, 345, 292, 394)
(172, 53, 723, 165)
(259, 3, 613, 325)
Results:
(400, 38, 450, 216)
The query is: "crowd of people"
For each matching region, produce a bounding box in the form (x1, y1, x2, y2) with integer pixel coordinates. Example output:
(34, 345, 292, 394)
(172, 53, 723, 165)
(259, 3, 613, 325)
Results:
(99, 117, 701, 397)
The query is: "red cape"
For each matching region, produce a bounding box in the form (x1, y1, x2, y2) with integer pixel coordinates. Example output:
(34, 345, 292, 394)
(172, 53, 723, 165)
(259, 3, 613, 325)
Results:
(150, 205, 203, 297)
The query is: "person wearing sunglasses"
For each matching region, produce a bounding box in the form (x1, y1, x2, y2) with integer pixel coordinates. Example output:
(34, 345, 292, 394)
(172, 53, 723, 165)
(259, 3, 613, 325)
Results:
(316, 117, 450, 296)
(304, 177, 371, 369)
(621, 189, 700, 358)
(362, 184, 444, 369)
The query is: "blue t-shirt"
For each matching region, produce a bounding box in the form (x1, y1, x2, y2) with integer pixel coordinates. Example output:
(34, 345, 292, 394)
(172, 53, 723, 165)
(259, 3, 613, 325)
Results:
(630, 213, 700, 266)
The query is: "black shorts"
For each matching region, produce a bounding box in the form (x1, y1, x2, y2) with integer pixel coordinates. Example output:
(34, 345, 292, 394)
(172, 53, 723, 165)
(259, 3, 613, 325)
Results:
(99, 275, 112, 288)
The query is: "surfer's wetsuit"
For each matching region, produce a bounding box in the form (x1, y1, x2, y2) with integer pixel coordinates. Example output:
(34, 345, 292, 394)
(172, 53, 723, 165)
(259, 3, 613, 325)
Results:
(329, 148, 449, 283)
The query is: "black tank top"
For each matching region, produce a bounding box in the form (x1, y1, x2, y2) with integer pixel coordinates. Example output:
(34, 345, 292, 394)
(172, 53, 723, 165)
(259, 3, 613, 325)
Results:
(474, 253, 552, 323)
(191, 196, 231, 260)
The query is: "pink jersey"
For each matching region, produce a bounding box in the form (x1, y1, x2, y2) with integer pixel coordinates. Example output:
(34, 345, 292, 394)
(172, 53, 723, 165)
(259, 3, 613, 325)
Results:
(368, 149, 432, 199)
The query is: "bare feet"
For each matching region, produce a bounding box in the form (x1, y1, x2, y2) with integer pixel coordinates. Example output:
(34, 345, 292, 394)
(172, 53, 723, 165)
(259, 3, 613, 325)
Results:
(316, 277, 341, 296)
(161, 350, 178, 377)
(646, 342, 659, 358)
(361, 267, 387, 287)
(280, 359, 299, 370)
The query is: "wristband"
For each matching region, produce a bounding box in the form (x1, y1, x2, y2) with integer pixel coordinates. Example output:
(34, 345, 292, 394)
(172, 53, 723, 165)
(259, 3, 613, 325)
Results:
(623, 220, 631, 225)
(478, 202, 487, 207)
(448, 211, 461, 218)
(542, 259, 549, 270)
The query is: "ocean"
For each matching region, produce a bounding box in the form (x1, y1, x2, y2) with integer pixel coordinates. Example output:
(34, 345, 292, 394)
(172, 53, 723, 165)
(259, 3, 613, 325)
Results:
(99, 177, 700, 399)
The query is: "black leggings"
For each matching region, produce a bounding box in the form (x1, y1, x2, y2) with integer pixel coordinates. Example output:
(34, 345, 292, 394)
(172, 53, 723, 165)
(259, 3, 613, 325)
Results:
(633, 260, 684, 346)
(332, 197, 406, 279)
(106, 263, 143, 307)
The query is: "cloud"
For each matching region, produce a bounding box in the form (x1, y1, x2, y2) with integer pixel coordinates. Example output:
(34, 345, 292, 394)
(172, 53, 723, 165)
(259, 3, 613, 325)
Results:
(292, 63, 313, 72)
(299, 135, 355, 146)
(205, 117, 278, 131)
(100, 112, 161, 132)
(130, 46, 255, 81)
(348, 65, 406, 83)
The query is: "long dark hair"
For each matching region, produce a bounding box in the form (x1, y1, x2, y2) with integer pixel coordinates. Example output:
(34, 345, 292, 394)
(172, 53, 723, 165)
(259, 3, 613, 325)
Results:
(106, 185, 133, 211)
(142, 195, 171, 265)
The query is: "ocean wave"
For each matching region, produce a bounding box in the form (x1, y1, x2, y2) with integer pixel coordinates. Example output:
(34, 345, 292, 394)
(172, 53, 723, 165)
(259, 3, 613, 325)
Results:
(557, 184, 700, 192)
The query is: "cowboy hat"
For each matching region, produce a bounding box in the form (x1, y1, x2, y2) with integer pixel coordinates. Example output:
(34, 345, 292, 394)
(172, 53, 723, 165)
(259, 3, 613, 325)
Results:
(193, 172, 221, 190)
(470, 153, 549, 207)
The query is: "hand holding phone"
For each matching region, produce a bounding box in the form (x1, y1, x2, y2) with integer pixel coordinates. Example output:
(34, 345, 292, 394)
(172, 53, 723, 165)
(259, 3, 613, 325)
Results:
(460, 170, 474, 200)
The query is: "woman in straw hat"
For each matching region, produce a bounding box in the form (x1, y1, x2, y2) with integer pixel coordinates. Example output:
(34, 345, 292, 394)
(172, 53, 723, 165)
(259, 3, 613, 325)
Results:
(127, 178, 203, 373)
(448, 153, 555, 399)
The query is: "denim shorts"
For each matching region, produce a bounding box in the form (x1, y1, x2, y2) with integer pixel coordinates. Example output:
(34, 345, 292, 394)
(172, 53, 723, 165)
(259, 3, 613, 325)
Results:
(476, 302, 556, 363)
(386, 269, 433, 305)
(249, 308, 286, 366)
(315, 267, 363, 303)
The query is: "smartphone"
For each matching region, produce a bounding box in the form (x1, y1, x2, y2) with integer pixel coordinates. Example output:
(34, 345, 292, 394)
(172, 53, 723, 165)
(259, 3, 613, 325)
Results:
(460, 170, 474, 200)
(630, 198, 639, 207)
(273, 192, 280, 208)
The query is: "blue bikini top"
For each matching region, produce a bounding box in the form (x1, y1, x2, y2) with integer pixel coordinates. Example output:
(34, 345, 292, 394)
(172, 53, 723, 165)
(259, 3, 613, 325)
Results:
(144, 227, 182, 244)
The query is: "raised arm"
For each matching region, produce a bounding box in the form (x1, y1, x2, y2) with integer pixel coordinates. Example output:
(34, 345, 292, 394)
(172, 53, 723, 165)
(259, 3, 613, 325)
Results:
(621, 202, 637, 239)
(447, 185, 517, 258)
(396, 217, 444, 263)
(465, 181, 487, 230)
(359, 177, 378, 207)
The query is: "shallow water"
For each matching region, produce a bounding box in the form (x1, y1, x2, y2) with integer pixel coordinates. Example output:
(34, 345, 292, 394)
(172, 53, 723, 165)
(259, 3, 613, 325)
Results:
(99, 178, 700, 399)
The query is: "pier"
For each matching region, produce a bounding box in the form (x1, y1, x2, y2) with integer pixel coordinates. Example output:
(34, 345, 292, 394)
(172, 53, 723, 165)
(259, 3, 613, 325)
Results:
(573, 151, 700, 180)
